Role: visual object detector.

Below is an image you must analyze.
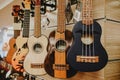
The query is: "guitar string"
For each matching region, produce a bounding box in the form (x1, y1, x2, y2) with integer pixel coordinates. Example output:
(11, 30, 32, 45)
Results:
(85, 0, 88, 58)
(82, 0, 84, 57)
(88, 0, 91, 58)
(91, 0, 95, 57)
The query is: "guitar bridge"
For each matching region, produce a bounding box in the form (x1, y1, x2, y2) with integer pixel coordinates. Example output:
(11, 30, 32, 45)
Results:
(31, 63, 44, 68)
(53, 64, 69, 70)
(76, 56, 99, 63)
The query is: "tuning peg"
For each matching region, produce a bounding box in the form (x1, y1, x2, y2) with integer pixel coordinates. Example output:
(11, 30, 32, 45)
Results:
(21, 2, 25, 8)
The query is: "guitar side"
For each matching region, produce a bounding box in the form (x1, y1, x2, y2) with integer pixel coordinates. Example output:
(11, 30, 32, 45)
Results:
(67, 21, 108, 72)
(12, 35, 28, 72)
(24, 35, 48, 75)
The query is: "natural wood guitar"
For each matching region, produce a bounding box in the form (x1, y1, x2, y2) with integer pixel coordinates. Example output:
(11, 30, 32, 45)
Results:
(44, 0, 77, 78)
(24, 0, 48, 76)
(11, 0, 31, 72)
(67, 0, 108, 72)
(6, 5, 21, 64)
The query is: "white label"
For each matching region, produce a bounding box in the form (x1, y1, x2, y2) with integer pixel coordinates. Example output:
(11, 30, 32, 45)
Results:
(73, 10, 81, 21)
(13, 23, 21, 30)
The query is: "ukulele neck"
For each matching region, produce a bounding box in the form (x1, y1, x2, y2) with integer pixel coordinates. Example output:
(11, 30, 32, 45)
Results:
(82, 0, 93, 25)
(23, 10, 30, 37)
(57, 0, 66, 33)
(34, 3, 41, 38)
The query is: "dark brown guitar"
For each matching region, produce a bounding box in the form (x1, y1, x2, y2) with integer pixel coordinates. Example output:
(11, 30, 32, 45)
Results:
(44, 0, 77, 78)
(6, 5, 21, 64)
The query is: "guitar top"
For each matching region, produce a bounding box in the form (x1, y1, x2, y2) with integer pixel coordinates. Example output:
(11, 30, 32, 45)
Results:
(6, 5, 21, 64)
(67, 0, 108, 72)
(11, 0, 31, 72)
(44, 0, 77, 78)
(23, 0, 48, 76)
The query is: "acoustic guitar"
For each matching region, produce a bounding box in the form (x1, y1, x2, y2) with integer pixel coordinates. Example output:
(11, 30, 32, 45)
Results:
(6, 5, 21, 64)
(44, 0, 77, 78)
(23, 0, 48, 76)
(11, 0, 31, 72)
(67, 0, 108, 72)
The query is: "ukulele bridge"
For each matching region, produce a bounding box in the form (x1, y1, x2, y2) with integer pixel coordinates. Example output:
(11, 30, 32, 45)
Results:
(31, 63, 44, 68)
(76, 56, 99, 63)
(53, 64, 69, 70)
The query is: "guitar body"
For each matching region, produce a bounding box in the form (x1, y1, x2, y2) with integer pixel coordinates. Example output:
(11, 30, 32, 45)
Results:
(44, 30, 77, 78)
(12, 35, 28, 72)
(6, 37, 16, 64)
(67, 21, 108, 72)
(24, 35, 48, 75)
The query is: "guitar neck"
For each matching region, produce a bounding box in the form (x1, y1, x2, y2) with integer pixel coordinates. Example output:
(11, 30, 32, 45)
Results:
(23, 10, 30, 37)
(82, 0, 93, 25)
(34, 2, 41, 38)
(57, 0, 66, 33)
(14, 17, 20, 38)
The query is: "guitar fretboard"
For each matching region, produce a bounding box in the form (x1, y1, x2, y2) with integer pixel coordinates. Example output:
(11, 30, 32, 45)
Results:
(82, 0, 93, 25)
(23, 10, 30, 37)
(57, 0, 66, 33)
(34, 1, 41, 38)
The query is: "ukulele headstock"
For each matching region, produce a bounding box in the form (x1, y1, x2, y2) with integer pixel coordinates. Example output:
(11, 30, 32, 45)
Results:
(12, 5, 20, 17)
(22, 0, 31, 9)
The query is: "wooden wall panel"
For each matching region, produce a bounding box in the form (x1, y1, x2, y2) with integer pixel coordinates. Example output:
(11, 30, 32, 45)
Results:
(105, 0, 120, 21)
(105, 21, 120, 60)
(104, 60, 120, 80)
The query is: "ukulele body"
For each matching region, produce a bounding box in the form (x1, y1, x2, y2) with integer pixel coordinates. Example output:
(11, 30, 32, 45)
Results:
(67, 21, 108, 72)
(44, 30, 77, 78)
(6, 37, 16, 64)
(24, 35, 48, 75)
(12, 35, 28, 72)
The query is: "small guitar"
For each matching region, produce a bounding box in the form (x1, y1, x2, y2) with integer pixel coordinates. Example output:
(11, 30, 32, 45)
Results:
(24, 0, 48, 76)
(44, 0, 77, 78)
(12, 0, 31, 72)
(6, 5, 21, 64)
(67, 0, 108, 72)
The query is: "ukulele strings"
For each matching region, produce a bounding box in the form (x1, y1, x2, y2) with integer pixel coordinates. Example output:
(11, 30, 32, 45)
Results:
(85, 0, 87, 57)
(91, 0, 95, 57)
(88, 0, 91, 57)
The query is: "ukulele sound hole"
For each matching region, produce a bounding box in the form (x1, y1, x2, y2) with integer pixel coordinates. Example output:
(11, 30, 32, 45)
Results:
(55, 40, 67, 52)
(33, 43, 42, 53)
(81, 35, 94, 45)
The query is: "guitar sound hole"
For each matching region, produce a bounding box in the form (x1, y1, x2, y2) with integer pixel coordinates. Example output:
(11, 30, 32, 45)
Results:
(55, 40, 67, 52)
(33, 43, 42, 53)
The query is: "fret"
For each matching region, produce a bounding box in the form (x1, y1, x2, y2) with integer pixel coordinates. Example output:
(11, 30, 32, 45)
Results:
(23, 10, 30, 37)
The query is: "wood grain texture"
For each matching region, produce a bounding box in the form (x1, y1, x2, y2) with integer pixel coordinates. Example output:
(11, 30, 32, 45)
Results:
(104, 21, 120, 60)
(105, 0, 120, 21)
(104, 60, 120, 80)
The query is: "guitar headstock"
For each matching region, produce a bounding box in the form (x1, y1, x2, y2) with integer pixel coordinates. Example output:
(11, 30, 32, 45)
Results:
(22, 0, 31, 9)
(12, 5, 20, 17)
